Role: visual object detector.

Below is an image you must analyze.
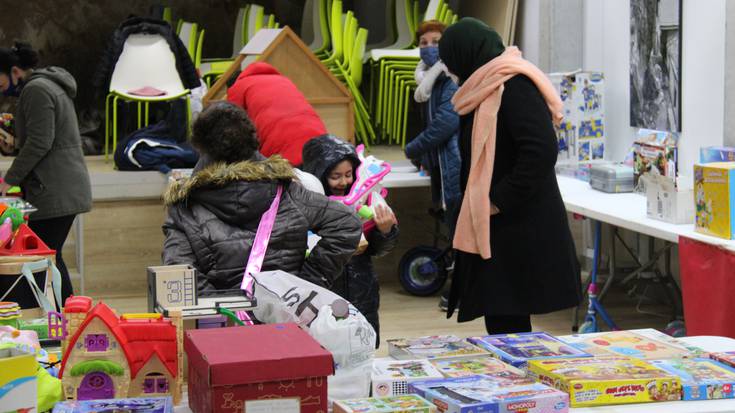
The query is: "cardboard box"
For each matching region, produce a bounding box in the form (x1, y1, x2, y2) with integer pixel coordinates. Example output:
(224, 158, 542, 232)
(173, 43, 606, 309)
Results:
(334, 395, 437, 413)
(558, 330, 692, 360)
(634, 142, 678, 191)
(711, 352, 735, 369)
(372, 358, 444, 397)
(409, 376, 570, 413)
(0, 347, 37, 413)
(643, 174, 694, 224)
(550, 71, 606, 164)
(184, 323, 333, 413)
(527, 356, 680, 407)
(701, 146, 735, 163)
(429, 355, 532, 385)
(387, 335, 487, 360)
(467, 332, 591, 369)
(52, 397, 174, 413)
(147, 265, 198, 312)
(695, 162, 735, 239)
(649, 358, 735, 400)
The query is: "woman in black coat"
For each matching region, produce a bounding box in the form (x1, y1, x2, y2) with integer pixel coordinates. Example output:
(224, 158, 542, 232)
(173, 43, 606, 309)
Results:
(438, 18, 581, 334)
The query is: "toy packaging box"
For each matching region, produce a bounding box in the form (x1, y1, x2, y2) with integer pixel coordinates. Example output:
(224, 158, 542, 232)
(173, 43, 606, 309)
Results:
(372, 358, 445, 397)
(184, 323, 334, 413)
(429, 355, 533, 385)
(550, 71, 605, 164)
(0, 346, 37, 413)
(649, 358, 735, 401)
(527, 356, 681, 407)
(387, 335, 487, 360)
(694, 162, 735, 239)
(711, 352, 735, 369)
(334, 395, 437, 413)
(642, 174, 695, 224)
(409, 375, 569, 413)
(701, 146, 735, 163)
(468, 332, 591, 369)
(52, 396, 174, 413)
(633, 128, 678, 191)
(559, 330, 694, 360)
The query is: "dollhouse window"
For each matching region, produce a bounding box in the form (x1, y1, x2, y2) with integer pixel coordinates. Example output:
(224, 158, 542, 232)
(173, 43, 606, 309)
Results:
(143, 373, 168, 394)
(84, 334, 109, 352)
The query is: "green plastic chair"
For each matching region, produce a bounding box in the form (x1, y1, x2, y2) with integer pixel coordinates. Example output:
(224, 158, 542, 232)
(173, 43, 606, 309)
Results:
(162, 7, 173, 25)
(319, 0, 344, 67)
(177, 21, 199, 61)
(194, 29, 205, 69)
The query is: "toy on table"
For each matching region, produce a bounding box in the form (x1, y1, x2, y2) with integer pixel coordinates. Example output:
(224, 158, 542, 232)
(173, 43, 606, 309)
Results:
(560, 330, 693, 360)
(371, 358, 444, 397)
(52, 396, 174, 413)
(527, 356, 681, 407)
(0, 300, 21, 328)
(387, 335, 487, 360)
(58, 296, 183, 404)
(649, 358, 735, 401)
(633, 128, 678, 191)
(409, 375, 569, 413)
(468, 332, 591, 369)
(0, 346, 37, 413)
(712, 352, 735, 369)
(329, 144, 392, 234)
(334, 395, 437, 413)
(694, 162, 735, 239)
(429, 355, 533, 385)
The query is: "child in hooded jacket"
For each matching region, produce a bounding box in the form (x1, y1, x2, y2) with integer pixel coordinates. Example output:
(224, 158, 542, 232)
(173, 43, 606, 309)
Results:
(302, 135, 399, 347)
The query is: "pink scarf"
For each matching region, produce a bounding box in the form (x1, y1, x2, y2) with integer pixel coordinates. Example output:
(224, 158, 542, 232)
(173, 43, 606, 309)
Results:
(451, 47, 563, 259)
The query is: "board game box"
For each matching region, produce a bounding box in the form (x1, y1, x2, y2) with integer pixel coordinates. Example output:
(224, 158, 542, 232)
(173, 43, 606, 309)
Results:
(387, 335, 487, 360)
(527, 356, 681, 407)
(649, 358, 735, 400)
(711, 352, 735, 369)
(334, 395, 437, 413)
(430, 355, 533, 385)
(409, 375, 569, 413)
(468, 332, 591, 369)
(559, 330, 694, 360)
(52, 397, 174, 413)
(372, 358, 445, 397)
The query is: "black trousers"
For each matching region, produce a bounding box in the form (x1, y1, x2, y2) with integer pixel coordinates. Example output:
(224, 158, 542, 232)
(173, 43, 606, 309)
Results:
(484, 314, 532, 335)
(29, 215, 76, 305)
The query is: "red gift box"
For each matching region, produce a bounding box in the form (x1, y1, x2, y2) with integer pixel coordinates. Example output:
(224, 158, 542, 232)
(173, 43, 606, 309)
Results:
(184, 323, 334, 413)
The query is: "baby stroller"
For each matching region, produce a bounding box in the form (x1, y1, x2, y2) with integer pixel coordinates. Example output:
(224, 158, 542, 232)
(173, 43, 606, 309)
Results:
(398, 207, 453, 296)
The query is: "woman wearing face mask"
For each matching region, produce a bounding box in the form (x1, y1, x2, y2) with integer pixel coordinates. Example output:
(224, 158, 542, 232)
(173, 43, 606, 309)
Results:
(404, 20, 461, 311)
(0, 41, 92, 304)
(438, 19, 581, 334)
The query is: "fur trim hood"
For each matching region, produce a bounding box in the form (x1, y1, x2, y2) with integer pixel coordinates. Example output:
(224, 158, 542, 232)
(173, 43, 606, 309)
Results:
(164, 156, 295, 206)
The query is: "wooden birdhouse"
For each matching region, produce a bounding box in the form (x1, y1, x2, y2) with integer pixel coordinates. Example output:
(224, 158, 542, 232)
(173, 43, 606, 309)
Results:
(203, 26, 355, 141)
(59, 296, 183, 404)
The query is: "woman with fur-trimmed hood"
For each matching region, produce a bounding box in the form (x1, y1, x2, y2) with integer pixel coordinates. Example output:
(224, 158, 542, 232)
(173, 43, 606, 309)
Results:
(162, 102, 362, 292)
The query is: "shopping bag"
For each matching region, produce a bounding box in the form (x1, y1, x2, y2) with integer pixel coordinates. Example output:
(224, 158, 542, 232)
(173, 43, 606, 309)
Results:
(0, 256, 61, 316)
(679, 236, 735, 338)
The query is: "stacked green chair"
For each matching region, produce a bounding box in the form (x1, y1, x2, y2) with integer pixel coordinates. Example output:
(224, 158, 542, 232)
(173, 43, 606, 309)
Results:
(162, 7, 173, 25)
(177, 21, 199, 62)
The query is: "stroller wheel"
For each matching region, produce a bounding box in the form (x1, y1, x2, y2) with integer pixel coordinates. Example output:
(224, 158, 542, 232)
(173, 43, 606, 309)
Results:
(399, 246, 448, 296)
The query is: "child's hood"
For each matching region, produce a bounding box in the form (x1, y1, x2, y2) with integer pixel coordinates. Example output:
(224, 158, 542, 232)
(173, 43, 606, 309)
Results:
(302, 134, 359, 181)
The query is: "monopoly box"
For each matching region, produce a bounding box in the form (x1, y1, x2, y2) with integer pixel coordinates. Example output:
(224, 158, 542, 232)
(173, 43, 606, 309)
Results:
(527, 356, 680, 407)
(559, 330, 694, 360)
(429, 355, 532, 385)
(52, 397, 174, 413)
(334, 395, 437, 413)
(649, 358, 735, 400)
(409, 376, 569, 413)
(387, 335, 487, 360)
(468, 332, 591, 369)
(694, 162, 735, 239)
(372, 358, 444, 397)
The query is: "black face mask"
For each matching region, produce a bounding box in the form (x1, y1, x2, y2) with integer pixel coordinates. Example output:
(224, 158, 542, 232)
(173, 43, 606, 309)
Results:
(2, 76, 23, 97)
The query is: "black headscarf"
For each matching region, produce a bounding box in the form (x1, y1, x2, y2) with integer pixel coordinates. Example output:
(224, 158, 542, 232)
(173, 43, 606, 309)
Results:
(438, 18, 506, 84)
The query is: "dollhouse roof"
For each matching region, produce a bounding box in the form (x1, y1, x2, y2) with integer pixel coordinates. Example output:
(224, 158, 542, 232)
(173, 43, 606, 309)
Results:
(59, 301, 178, 380)
(64, 296, 92, 313)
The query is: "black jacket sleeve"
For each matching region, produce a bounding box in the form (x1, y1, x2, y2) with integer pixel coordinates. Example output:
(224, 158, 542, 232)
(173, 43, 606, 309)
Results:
(490, 75, 559, 212)
(290, 183, 362, 288)
(405, 79, 460, 160)
(365, 225, 399, 258)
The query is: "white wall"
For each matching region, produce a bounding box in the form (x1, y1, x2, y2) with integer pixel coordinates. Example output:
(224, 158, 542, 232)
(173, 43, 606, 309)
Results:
(582, 0, 727, 177)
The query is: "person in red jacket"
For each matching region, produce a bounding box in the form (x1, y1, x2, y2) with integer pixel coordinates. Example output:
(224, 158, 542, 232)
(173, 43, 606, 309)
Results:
(227, 62, 327, 166)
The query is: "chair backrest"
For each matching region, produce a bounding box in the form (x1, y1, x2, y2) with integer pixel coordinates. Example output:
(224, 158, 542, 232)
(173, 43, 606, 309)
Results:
(389, 0, 415, 49)
(162, 7, 173, 25)
(266, 14, 277, 29)
(350, 28, 368, 86)
(329, 0, 344, 60)
(110, 34, 186, 93)
(178, 21, 198, 60)
(342, 11, 356, 66)
(301, 0, 316, 45)
(437, 3, 448, 24)
(232, 7, 247, 55)
(423, 0, 442, 21)
(247, 4, 265, 41)
(195, 29, 205, 69)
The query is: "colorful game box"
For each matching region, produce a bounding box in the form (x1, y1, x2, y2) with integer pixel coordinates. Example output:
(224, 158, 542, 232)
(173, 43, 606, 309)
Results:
(649, 358, 735, 400)
(559, 330, 694, 360)
(0, 346, 36, 413)
(387, 335, 487, 360)
(52, 397, 174, 413)
(409, 375, 569, 413)
(527, 356, 681, 407)
(468, 332, 591, 369)
(430, 355, 533, 385)
(334, 395, 437, 413)
(695, 162, 735, 239)
(711, 352, 735, 369)
(701, 146, 735, 163)
(633, 129, 678, 191)
(372, 358, 445, 397)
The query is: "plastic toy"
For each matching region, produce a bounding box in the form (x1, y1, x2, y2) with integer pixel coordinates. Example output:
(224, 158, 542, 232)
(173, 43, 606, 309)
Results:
(58, 296, 183, 404)
(0, 301, 21, 328)
(0, 222, 55, 256)
(578, 220, 618, 333)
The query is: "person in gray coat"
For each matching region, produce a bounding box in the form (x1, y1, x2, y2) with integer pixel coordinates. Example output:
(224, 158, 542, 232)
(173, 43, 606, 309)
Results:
(0, 42, 92, 303)
(162, 102, 362, 292)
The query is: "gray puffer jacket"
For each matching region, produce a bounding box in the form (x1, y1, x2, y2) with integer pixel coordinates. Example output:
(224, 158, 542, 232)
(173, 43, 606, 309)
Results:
(162, 155, 362, 292)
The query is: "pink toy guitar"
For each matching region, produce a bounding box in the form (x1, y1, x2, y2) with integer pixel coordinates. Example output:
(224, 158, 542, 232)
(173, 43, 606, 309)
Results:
(0, 218, 12, 248)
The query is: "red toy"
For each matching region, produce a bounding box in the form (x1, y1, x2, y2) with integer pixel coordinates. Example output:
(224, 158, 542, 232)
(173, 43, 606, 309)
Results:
(185, 323, 334, 413)
(0, 223, 55, 256)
